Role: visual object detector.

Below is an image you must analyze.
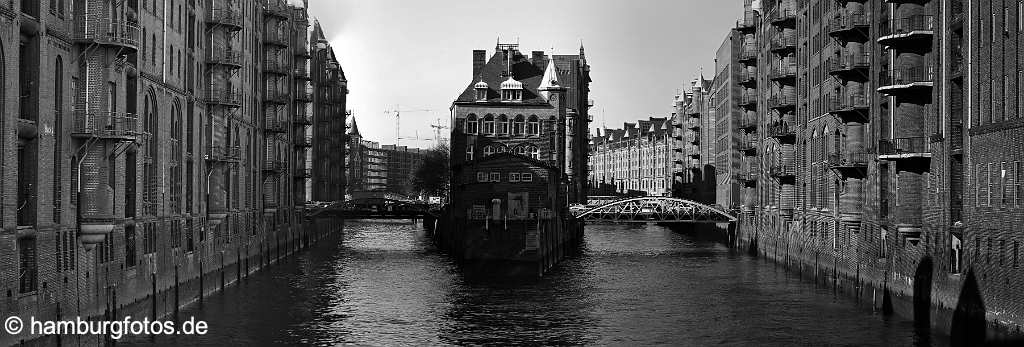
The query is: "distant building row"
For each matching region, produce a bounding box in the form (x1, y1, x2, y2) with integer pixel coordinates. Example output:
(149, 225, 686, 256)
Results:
(345, 117, 428, 198)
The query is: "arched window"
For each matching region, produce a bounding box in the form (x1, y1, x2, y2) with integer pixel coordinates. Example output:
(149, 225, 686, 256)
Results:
(497, 144, 508, 153)
(53, 56, 63, 223)
(465, 114, 478, 134)
(513, 115, 525, 135)
(513, 145, 527, 156)
(483, 145, 494, 157)
(465, 145, 474, 161)
(527, 115, 540, 135)
(498, 114, 509, 135)
(483, 114, 494, 134)
(528, 145, 540, 160)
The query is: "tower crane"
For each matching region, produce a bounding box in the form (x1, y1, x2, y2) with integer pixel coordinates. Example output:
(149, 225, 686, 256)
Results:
(384, 105, 433, 146)
(430, 118, 450, 146)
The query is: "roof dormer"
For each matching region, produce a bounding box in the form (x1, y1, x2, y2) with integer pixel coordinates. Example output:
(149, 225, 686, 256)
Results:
(474, 78, 488, 101)
(500, 76, 523, 101)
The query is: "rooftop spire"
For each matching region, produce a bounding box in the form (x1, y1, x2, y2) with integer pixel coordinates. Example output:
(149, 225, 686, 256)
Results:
(539, 50, 562, 90)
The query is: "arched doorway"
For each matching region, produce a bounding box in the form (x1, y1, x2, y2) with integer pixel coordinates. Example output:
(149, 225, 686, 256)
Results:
(913, 257, 934, 331)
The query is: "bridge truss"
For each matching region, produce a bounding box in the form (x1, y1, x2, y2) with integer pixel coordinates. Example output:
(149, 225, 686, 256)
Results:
(570, 197, 737, 224)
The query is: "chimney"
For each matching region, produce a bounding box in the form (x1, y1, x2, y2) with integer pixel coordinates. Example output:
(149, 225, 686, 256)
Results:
(531, 51, 545, 69)
(472, 50, 486, 78)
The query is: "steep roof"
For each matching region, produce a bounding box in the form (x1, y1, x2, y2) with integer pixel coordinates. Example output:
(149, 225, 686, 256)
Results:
(454, 47, 556, 105)
(346, 115, 361, 137)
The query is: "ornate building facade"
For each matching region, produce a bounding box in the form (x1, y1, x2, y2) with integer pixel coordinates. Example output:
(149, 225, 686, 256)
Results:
(589, 117, 673, 197)
(0, 0, 346, 344)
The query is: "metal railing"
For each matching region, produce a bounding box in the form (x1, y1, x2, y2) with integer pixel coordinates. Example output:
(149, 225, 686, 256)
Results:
(295, 86, 313, 101)
(765, 120, 796, 138)
(827, 13, 869, 35)
(206, 8, 243, 29)
(262, 159, 288, 172)
(880, 15, 935, 38)
(294, 168, 312, 178)
(879, 66, 934, 87)
(264, 118, 288, 133)
(263, 32, 289, 46)
(740, 93, 758, 107)
(826, 94, 870, 112)
(207, 50, 243, 67)
(769, 164, 796, 177)
(769, 63, 797, 80)
(770, 34, 797, 51)
(263, 59, 289, 75)
(826, 52, 871, 74)
(294, 113, 312, 125)
(827, 152, 871, 167)
(738, 70, 757, 85)
(878, 137, 931, 156)
(74, 14, 141, 49)
(204, 88, 242, 106)
(264, 90, 290, 104)
(72, 111, 138, 139)
(205, 145, 241, 162)
(767, 94, 796, 110)
(263, 0, 290, 18)
(738, 140, 758, 152)
(739, 48, 758, 62)
(770, 8, 797, 25)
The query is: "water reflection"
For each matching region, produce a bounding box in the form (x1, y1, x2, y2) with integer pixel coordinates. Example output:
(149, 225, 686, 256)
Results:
(126, 220, 947, 346)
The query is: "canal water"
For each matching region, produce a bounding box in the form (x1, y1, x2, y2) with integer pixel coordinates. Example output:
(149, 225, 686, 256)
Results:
(125, 220, 946, 346)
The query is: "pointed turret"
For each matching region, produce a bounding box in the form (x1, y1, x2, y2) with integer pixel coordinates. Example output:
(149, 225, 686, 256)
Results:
(539, 52, 566, 103)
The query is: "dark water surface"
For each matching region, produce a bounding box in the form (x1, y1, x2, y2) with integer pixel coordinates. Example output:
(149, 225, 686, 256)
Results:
(125, 220, 945, 346)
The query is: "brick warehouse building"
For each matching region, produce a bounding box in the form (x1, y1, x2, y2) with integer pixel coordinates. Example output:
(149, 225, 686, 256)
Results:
(0, 0, 347, 345)
(439, 42, 590, 275)
(691, 0, 1024, 338)
(671, 76, 717, 205)
(588, 117, 673, 197)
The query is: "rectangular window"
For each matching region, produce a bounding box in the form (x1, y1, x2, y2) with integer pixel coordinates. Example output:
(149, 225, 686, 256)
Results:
(987, 238, 993, 264)
(1018, 161, 1023, 206)
(521, 173, 533, 182)
(1002, 162, 1009, 205)
(1015, 241, 1019, 268)
(1001, 239, 1006, 266)
(509, 173, 520, 182)
(1006, 76, 1012, 121)
(476, 172, 487, 183)
(489, 172, 500, 182)
(18, 237, 37, 293)
(988, 163, 994, 206)
(1005, 7, 1011, 34)
(976, 164, 983, 207)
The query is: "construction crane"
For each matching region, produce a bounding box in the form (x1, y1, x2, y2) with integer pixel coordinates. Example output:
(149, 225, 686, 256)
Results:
(429, 118, 450, 146)
(384, 105, 433, 146)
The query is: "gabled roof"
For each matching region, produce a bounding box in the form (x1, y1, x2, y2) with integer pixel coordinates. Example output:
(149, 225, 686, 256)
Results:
(454, 47, 556, 105)
(346, 116, 361, 137)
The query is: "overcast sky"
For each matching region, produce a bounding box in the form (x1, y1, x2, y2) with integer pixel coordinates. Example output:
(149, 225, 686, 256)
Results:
(306, 0, 742, 148)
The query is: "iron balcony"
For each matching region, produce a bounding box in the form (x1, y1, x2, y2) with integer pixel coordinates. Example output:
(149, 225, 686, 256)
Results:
(264, 119, 288, 133)
(735, 17, 757, 32)
(768, 63, 797, 82)
(263, 59, 289, 75)
(739, 93, 758, 110)
(262, 160, 288, 174)
(765, 120, 796, 142)
(878, 137, 932, 160)
(263, 32, 289, 47)
(204, 88, 243, 107)
(206, 8, 243, 31)
(205, 145, 241, 163)
(769, 34, 797, 53)
(878, 15, 934, 46)
(826, 13, 869, 40)
(294, 168, 312, 178)
(826, 52, 871, 80)
(767, 95, 796, 111)
(825, 94, 870, 122)
(738, 70, 757, 87)
(73, 14, 141, 52)
(738, 140, 758, 155)
(263, 1, 290, 19)
(264, 90, 290, 105)
(71, 111, 139, 140)
(768, 164, 796, 178)
(769, 8, 797, 27)
(294, 113, 313, 125)
(739, 48, 758, 64)
(207, 50, 243, 68)
(877, 66, 934, 95)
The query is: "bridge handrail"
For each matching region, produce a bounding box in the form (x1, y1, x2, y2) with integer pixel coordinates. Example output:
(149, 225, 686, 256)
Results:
(573, 196, 738, 222)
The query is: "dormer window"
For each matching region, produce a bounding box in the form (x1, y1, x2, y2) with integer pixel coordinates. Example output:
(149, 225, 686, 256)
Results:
(474, 79, 488, 101)
(500, 77, 523, 101)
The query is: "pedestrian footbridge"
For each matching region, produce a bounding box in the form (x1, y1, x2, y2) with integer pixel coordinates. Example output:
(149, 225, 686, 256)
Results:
(570, 197, 737, 224)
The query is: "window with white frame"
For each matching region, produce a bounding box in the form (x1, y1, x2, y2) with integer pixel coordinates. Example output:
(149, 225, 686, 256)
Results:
(528, 146, 540, 160)
(498, 115, 509, 134)
(477, 172, 487, 182)
(513, 146, 527, 156)
(466, 114, 479, 134)
(513, 115, 525, 135)
(527, 115, 540, 135)
(489, 172, 500, 182)
(483, 114, 495, 134)
(521, 173, 533, 182)
(509, 173, 521, 182)
(466, 145, 474, 161)
(483, 145, 494, 157)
